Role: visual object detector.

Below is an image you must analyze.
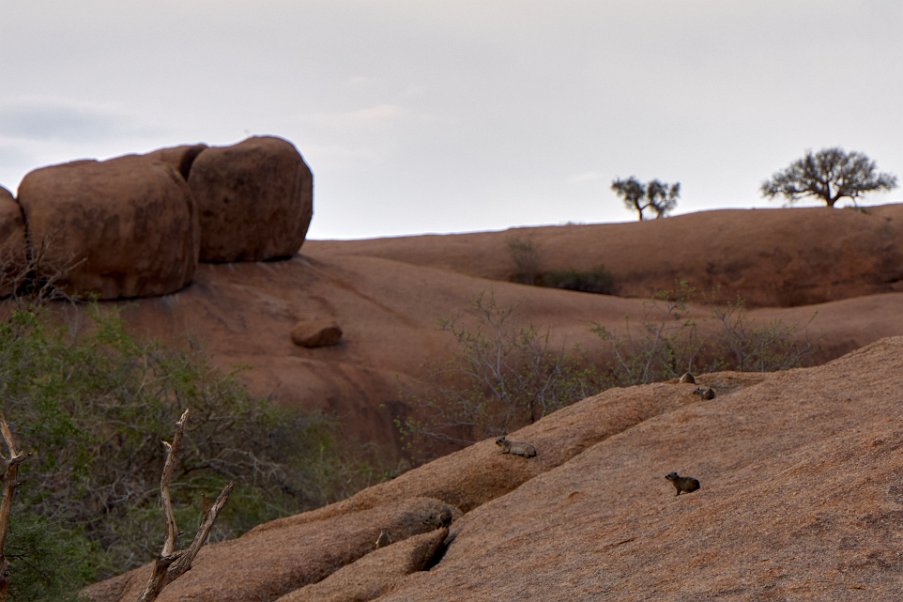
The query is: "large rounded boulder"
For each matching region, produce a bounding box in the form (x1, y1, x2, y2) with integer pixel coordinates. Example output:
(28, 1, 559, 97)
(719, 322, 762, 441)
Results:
(187, 136, 313, 262)
(0, 185, 27, 296)
(17, 155, 199, 299)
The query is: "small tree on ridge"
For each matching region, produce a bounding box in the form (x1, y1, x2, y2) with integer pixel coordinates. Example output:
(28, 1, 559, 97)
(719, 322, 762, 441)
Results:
(761, 147, 897, 207)
(611, 176, 680, 221)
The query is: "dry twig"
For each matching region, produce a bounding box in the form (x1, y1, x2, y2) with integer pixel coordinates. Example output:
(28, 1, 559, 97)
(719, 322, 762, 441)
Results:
(138, 409, 234, 602)
(0, 414, 28, 602)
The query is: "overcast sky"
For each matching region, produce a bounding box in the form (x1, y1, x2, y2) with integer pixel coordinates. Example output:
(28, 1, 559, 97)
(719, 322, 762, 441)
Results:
(2, 1, 901, 239)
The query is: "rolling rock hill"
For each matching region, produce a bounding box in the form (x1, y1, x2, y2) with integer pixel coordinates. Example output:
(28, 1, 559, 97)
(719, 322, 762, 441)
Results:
(84, 338, 903, 601)
(110, 205, 903, 456)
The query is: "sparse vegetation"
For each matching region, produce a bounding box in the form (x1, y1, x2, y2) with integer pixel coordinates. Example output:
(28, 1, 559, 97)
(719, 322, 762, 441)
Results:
(0, 303, 363, 601)
(506, 236, 616, 295)
(761, 148, 897, 207)
(542, 265, 615, 295)
(611, 176, 680, 221)
(507, 236, 542, 286)
(592, 281, 816, 386)
(396, 293, 604, 461)
(401, 285, 815, 462)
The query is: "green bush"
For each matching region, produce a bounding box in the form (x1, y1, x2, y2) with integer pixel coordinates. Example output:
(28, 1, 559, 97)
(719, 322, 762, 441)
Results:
(0, 304, 358, 600)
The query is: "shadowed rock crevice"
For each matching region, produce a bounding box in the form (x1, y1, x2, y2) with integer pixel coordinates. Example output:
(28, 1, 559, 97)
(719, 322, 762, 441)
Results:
(276, 526, 450, 601)
(144, 143, 208, 180)
(420, 531, 452, 571)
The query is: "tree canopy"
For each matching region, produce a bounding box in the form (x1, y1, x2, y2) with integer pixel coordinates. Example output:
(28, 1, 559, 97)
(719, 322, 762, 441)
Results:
(611, 176, 680, 221)
(761, 148, 897, 207)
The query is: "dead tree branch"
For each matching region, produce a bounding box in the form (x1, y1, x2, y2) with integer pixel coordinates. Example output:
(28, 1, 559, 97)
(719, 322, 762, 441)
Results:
(0, 414, 28, 602)
(166, 480, 234, 581)
(138, 409, 234, 602)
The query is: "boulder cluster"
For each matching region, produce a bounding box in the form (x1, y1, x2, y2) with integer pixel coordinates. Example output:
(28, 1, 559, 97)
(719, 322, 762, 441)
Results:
(0, 135, 313, 299)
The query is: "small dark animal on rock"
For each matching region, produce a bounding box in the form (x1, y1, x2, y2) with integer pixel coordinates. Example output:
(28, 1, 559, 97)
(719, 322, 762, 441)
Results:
(665, 472, 700, 495)
(495, 436, 538, 458)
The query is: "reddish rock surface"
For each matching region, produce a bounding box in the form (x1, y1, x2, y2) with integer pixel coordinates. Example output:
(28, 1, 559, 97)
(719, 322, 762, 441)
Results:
(84, 339, 903, 601)
(83, 497, 457, 602)
(188, 136, 313, 262)
(290, 318, 343, 347)
(277, 527, 449, 601)
(379, 339, 903, 601)
(16, 155, 198, 299)
(252, 375, 740, 532)
(115, 240, 903, 456)
(308, 204, 903, 307)
(0, 185, 27, 296)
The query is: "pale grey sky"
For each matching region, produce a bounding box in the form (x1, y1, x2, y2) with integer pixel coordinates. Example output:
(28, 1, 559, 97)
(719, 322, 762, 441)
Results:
(1, 1, 901, 239)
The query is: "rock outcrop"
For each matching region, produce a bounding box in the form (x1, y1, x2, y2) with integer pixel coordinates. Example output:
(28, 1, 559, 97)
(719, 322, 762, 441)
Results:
(291, 318, 343, 347)
(277, 526, 449, 601)
(17, 155, 199, 299)
(378, 339, 903, 601)
(83, 497, 457, 602)
(0, 185, 27, 296)
(83, 339, 903, 601)
(187, 136, 313, 262)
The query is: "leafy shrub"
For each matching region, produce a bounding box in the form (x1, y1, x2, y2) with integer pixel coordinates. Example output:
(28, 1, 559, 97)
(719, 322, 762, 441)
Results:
(0, 303, 358, 600)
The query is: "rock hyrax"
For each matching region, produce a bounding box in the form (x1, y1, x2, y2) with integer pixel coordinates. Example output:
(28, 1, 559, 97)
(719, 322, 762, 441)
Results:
(679, 372, 696, 384)
(374, 529, 392, 549)
(692, 386, 716, 400)
(423, 507, 453, 529)
(495, 436, 538, 458)
(665, 472, 700, 496)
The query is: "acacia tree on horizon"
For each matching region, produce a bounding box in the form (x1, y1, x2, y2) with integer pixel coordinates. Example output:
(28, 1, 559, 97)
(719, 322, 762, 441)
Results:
(611, 176, 680, 221)
(761, 147, 897, 207)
